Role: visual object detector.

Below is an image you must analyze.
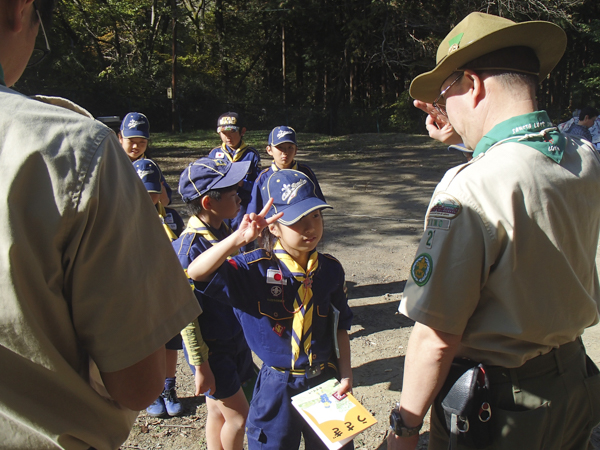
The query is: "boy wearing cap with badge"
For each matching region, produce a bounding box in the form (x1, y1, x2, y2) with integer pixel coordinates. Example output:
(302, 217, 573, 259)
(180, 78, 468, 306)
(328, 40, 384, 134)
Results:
(186, 169, 354, 450)
(120, 112, 172, 206)
(247, 125, 325, 217)
(132, 158, 187, 418)
(173, 157, 255, 450)
(208, 112, 261, 231)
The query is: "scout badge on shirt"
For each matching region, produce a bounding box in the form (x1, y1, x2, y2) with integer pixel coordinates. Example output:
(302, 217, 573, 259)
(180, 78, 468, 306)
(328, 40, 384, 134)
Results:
(429, 193, 462, 219)
(267, 268, 288, 285)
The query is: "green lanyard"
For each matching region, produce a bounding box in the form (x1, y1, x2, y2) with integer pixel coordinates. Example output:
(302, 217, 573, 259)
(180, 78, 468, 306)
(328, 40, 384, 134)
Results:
(473, 111, 565, 164)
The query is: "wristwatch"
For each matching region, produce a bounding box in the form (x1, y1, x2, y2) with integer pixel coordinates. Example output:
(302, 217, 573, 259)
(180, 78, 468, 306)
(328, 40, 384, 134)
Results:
(389, 406, 423, 437)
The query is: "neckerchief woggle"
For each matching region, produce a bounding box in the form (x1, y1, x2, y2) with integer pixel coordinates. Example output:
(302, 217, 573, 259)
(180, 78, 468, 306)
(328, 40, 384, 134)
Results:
(473, 111, 565, 164)
(221, 141, 249, 162)
(273, 241, 319, 370)
(271, 161, 298, 172)
(157, 202, 178, 241)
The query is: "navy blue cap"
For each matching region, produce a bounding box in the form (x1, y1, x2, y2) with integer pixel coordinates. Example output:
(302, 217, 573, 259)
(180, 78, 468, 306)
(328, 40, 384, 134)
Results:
(133, 158, 162, 193)
(262, 169, 331, 225)
(268, 126, 297, 146)
(179, 157, 250, 203)
(217, 112, 241, 133)
(121, 112, 150, 139)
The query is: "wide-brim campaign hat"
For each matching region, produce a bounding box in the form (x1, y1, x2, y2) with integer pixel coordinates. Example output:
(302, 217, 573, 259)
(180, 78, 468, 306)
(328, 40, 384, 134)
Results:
(263, 169, 332, 226)
(410, 12, 567, 103)
(179, 157, 250, 202)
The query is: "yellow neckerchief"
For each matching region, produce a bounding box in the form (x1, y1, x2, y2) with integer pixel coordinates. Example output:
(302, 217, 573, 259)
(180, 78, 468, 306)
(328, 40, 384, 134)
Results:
(156, 202, 177, 241)
(221, 140, 249, 162)
(180, 216, 237, 290)
(273, 241, 319, 369)
(182, 216, 238, 258)
(271, 161, 298, 172)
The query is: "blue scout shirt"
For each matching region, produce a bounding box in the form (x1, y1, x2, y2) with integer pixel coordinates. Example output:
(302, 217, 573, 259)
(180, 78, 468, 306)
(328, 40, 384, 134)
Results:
(247, 161, 325, 216)
(202, 248, 353, 369)
(173, 223, 243, 341)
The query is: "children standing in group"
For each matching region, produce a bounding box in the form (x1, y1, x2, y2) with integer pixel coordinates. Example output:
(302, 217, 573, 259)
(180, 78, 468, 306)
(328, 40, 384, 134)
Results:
(208, 112, 261, 230)
(120, 112, 172, 206)
(132, 158, 187, 417)
(173, 158, 256, 450)
(247, 126, 325, 217)
(187, 169, 354, 450)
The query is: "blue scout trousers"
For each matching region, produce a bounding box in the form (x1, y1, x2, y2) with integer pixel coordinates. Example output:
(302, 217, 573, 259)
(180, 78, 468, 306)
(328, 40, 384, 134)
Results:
(429, 339, 600, 450)
(245, 364, 355, 450)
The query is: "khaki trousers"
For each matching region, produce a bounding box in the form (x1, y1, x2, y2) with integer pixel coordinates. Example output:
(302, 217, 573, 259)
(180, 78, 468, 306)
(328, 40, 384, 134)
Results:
(429, 339, 600, 450)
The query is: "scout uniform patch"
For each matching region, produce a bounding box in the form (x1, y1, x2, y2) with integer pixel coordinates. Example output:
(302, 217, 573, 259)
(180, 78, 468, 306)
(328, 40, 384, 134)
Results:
(411, 254, 433, 286)
(429, 193, 462, 219)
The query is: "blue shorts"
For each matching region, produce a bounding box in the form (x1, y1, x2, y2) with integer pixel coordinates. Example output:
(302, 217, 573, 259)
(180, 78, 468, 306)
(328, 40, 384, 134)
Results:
(245, 364, 354, 450)
(184, 330, 254, 400)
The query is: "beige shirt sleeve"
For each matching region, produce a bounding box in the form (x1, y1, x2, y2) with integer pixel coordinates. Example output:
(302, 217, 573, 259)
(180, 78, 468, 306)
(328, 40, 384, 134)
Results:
(64, 134, 201, 373)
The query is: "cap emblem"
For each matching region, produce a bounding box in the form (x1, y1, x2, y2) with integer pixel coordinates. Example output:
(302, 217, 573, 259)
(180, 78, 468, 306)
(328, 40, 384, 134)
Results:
(448, 33, 464, 55)
(127, 118, 146, 129)
(281, 179, 307, 203)
(136, 168, 154, 179)
(277, 129, 294, 139)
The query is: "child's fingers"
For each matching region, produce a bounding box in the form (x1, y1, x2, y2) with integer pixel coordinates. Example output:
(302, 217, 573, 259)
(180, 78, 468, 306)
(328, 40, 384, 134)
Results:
(257, 197, 274, 218)
(265, 212, 283, 225)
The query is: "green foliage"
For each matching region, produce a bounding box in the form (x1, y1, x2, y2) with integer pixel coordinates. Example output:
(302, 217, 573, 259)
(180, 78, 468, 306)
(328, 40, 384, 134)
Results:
(13, 0, 600, 134)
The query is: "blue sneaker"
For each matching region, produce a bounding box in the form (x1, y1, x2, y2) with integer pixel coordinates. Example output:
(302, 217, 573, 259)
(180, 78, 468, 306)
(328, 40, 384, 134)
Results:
(162, 387, 183, 417)
(146, 396, 166, 417)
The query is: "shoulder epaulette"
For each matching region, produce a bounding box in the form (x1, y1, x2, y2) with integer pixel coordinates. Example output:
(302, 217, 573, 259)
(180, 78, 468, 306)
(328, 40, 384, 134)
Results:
(244, 248, 273, 265)
(322, 253, 342, 265)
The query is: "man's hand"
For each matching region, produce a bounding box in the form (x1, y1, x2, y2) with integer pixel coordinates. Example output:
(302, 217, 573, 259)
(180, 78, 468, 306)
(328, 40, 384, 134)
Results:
(194, 360, 216, 396)
(414, 100, 463, 145)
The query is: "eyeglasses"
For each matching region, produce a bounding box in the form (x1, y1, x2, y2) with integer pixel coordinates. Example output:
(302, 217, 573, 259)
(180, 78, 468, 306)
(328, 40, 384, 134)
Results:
(27, 1, 51, 67)
(433, 73, 463, 117)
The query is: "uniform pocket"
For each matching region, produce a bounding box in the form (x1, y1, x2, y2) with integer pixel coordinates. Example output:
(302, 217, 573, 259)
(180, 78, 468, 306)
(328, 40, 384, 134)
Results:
(584, 361, 600, 429)
(492, 402, 550, 449)
(245, 418, 268, 446)
(316, 304, 329, 317)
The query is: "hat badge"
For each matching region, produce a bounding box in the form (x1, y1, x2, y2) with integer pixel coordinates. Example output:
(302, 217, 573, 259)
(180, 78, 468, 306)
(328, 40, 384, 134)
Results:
(447, 33, 464, 55)
(127, 118, 145, 129)
(281, 178, 307, 203)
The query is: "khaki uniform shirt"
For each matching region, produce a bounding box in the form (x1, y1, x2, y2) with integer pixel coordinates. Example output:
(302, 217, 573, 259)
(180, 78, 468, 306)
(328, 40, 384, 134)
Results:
(401, 112, 600, 368)
(0, 85, 201, 449)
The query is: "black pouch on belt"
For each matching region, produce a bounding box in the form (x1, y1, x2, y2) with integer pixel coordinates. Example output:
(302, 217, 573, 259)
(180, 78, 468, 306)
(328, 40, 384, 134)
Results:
(439, 359, 492, 450)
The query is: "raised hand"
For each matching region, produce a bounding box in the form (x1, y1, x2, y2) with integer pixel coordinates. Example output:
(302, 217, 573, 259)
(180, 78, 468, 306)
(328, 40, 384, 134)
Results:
(237, 197, 284, 245)
(413, 100, 463, 145)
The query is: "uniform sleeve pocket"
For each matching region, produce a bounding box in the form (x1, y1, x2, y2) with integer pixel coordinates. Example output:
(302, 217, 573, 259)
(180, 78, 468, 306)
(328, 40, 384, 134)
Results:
(492, 402, 550, 448)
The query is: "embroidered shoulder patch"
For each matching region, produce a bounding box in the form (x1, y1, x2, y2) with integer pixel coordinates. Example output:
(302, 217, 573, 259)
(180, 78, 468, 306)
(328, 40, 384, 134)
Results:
(429, 193, 462, 219)
(411, 253, 433, 287)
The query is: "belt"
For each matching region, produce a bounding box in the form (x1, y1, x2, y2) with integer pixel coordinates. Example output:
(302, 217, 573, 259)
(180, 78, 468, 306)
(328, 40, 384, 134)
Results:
(486, 338, 585, 384)
(271, 361, 337, 378)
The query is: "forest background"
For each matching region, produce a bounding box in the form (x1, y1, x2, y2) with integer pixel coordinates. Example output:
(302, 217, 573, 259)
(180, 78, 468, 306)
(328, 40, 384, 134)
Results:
(17, 0, 600, 135)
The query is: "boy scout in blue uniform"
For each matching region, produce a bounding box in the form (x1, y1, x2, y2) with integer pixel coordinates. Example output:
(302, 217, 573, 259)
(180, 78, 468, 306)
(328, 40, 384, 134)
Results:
(208, 112, 261, 230)
(173, 157, 255, 450)
(132, 158, 186, 417)
(247, 126, 325, 218)
(186, 170, 354, 450)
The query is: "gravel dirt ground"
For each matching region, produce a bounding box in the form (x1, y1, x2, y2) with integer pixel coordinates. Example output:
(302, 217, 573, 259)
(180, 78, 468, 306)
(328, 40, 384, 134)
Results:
(121, 133, 600, 450)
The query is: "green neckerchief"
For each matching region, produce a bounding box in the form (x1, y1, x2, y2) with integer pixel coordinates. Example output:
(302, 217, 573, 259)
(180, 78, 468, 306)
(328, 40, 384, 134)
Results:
(271, 161, 298, 172)
(0, 63, 5, 86)
(473, 111, 565, 164)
